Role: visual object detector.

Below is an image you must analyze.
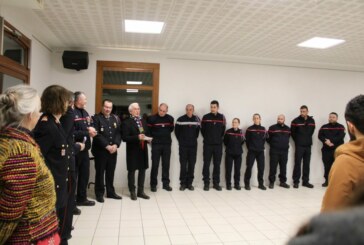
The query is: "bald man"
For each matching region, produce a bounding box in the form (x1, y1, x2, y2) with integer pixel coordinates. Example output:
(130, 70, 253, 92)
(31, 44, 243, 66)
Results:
(267, 114, 291, 189)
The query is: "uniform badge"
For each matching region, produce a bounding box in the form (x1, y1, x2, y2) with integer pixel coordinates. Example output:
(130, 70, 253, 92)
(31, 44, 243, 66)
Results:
(61, 149, 66, 156)
(114, 122, 117, 128)
(101, 127, 104, 132)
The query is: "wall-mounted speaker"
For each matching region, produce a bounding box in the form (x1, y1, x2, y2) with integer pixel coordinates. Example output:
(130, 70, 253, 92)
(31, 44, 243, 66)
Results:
(62, 51, 89, 71)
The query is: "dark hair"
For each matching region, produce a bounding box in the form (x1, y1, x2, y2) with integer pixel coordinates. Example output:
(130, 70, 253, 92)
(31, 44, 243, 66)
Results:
(74, 91, 84, 102)
(41, 85, 69, 115)
(330, 112, 338, 117)
(102, 99, 113, 105)
(300, 105, 308, 110)
(345, 95, 364, 134)
(210, 100, 219, 107)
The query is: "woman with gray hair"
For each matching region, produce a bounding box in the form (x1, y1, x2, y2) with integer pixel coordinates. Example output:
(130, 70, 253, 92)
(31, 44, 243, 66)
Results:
(0, 85, 60, 244)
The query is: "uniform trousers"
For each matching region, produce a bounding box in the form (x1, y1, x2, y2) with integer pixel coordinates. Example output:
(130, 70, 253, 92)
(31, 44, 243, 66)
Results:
(179, 145, 197, 187)
(268, 150, 288, 184)
(150, 143, 171, 187)
(94, 151, 117, 196)
(293, 145, 311, 184)
(244, 150, 265, 186)
(225, 153, 242, 187)
(75, 151, 90, 202)
(202, 144, 223, 185)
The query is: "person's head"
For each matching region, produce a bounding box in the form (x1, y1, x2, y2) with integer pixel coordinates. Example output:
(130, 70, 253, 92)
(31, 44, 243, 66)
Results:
(0, 84, 41, 131)
(74, 91, 87, 109)
(277, 114, 285, 125)
(232, 118, 240, 129)
(345, 95, 364, 141)
(128, 102, 140, 117)
(102, 99, 113, 117)
(185, 104, 194, 117)
(210, 100, 219, 114)
(329, 112, 338, 124)
(300, 105, 309, 118)
(67, 90, 74, 108)
(253, 113, 261, 125)
(41, 85, 69, 117)
(158, 103, 168, 117)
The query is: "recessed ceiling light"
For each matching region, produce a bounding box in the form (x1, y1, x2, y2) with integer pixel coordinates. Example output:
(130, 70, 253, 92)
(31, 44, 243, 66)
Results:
(126, 81, 143, 85)
(125, 20, 164, 34)
(126, 89, 139, 93)
(297, 37, 345, 49)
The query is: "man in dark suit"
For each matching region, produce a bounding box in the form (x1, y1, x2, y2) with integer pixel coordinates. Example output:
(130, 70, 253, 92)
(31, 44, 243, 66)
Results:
(121, 102, 151, 200)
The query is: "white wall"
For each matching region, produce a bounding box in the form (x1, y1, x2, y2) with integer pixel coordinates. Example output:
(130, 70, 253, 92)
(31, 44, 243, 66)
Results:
(50, 49, 364, 190)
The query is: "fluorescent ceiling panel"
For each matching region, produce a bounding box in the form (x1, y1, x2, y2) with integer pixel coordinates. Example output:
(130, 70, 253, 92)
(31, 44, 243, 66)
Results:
(125, 20, 164, 34)
(297, 37, 345, 49)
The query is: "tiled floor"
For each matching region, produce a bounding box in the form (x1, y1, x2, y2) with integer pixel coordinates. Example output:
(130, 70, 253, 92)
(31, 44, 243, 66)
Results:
(70, 185, 325, 245)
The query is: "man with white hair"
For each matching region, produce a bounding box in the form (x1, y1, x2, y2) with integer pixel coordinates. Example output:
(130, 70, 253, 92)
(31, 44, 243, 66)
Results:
(121, 103, 151, 200)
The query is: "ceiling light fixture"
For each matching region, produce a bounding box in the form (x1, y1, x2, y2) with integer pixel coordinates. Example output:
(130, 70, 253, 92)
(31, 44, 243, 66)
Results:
(126, 89, 139, 93)
(126, 81, 143, 85)
(125, 19, 164, 34)
(297, 37, 345, 49)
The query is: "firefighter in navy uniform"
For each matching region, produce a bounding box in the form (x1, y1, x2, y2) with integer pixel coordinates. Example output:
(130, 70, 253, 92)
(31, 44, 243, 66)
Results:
(92, 99, 122, 202)
(148, 103, 174, 192)
(60, 91, 85, 234)
(73, 92, 97, 206)
(244, 113, 267, 190)
(175, 104, 200, 191)
(224, 118, 244, 190)
(318, 112, 345, 187)
(33, 85, 76, 245)
(201, 100, 226, 191)
(267, 114, 291, 189)
(291, 105, 316, 189)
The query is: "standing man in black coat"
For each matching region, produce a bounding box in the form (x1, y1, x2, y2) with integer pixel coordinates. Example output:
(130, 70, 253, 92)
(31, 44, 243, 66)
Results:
(318, 112, 345, 187)
(121, 102, 151, 200)
(201, 100, 226, 191)
(267, 114, 291, 189)
(175, 104, 200, 191)
(244, 113, 267, 190)
(92, 99, 122, 202)
(73, 92, 97, 206)
(147, 103, 174, 192)
(291, 105, 316, 189)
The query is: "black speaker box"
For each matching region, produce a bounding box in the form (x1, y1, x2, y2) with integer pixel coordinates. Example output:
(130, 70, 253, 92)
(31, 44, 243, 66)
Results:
(62, 51, 89, 71)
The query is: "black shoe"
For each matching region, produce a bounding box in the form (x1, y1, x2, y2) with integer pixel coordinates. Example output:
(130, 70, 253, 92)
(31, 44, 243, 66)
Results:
(180, 185, 186, 191)
(187, 185, 194, 191)
(71, 226, 74, 231)
(65, 234, 72, 240)
(245, 185, 251, 191)
(322, 181, 328, 187)
(163, 185, 173, 191)
(96, 196, 104, 203)
(130, 192, 137, 201)
(303, 183, 314, 188)
(151, 186, 157, 192)
(73, 207, 81, 215)
(213, 185, 222, 191)
(234, 185, 241, 190)
(203, 184, 209, 191)
(258, 184, 267, 190)
(77, 199, 95, 206)
(269, 183, 274, 189)
(106, 193, 122, 199)
(293, 183, 299, 188)
(137, 192, 150, 199)
(280, 183, 290, 188)
(226, 185, 232, 191)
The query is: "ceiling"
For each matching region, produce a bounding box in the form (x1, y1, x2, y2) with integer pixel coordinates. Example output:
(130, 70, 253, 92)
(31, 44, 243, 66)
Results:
(30, 0, 364, 71)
